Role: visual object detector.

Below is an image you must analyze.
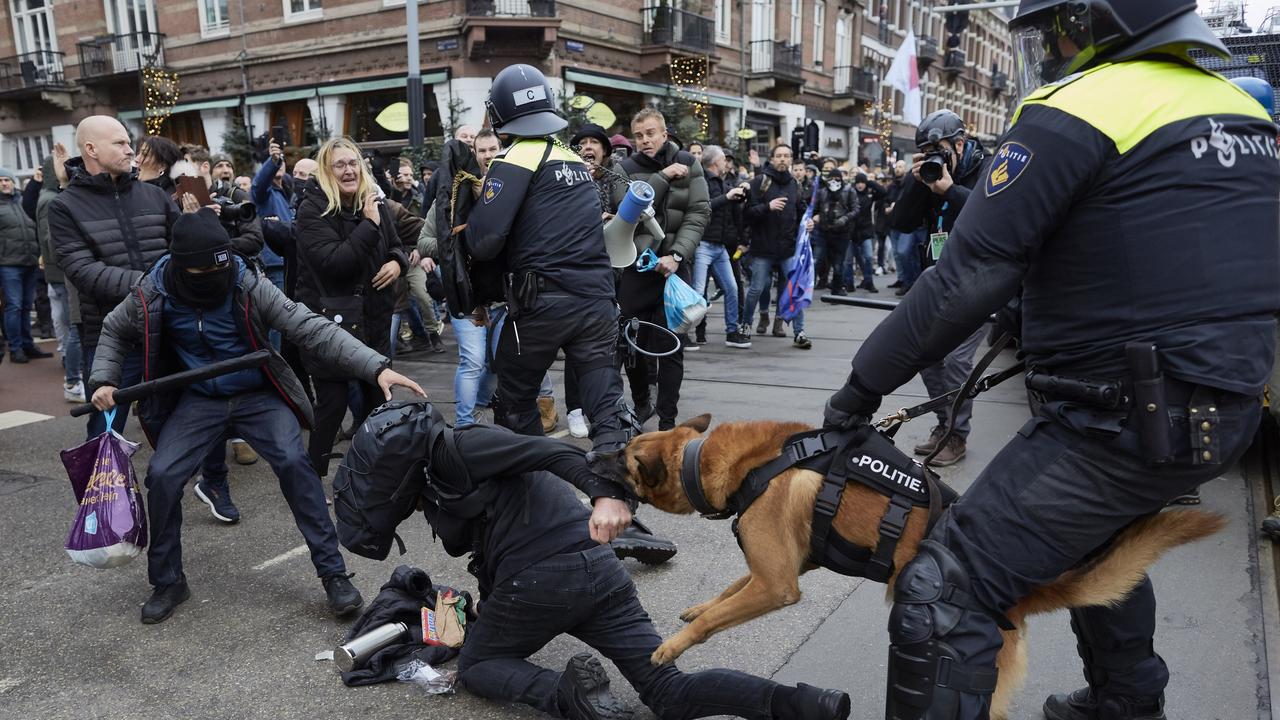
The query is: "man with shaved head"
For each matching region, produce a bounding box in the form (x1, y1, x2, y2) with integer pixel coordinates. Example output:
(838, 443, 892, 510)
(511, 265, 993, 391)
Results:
(49, 115, 180, 437)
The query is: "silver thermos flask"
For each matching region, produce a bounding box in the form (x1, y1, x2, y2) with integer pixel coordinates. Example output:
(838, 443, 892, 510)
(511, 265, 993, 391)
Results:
(335, 622, 409, 672)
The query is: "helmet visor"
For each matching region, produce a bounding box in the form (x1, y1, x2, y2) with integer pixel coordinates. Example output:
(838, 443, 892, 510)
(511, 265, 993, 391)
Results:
(1012, 5, 1096, 100)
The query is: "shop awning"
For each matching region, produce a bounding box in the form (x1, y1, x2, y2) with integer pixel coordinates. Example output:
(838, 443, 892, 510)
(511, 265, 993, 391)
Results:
(564, 68, 743, 109)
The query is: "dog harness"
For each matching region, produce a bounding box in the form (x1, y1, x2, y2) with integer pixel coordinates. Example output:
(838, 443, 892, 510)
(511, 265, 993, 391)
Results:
(680, 426, 957, 583)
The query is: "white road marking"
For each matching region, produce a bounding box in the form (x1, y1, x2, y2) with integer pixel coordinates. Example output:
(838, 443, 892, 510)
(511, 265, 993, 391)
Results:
(0, 411, 53, 430)
(0, 677, 20, 694)
(253, 544, 309, 570)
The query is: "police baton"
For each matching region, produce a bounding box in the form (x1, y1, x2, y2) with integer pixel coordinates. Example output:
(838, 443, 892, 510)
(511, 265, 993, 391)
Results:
(819, 294, 998, 323)
(70, 350, 272, 417)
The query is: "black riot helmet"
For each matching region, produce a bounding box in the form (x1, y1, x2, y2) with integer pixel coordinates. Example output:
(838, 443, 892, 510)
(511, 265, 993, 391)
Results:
(484, 64, 567, 138)
(1009, 0, 1228, 99)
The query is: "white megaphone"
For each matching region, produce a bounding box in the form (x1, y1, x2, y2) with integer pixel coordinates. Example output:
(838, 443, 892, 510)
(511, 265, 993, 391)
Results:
(603, 181, 666, 268)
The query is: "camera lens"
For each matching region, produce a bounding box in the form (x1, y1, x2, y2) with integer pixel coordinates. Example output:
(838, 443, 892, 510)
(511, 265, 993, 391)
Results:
(920, 154, 945, 183)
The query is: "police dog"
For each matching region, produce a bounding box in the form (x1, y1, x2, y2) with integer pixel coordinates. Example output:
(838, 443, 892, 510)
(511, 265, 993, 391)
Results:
(617, 415, 1226, 720)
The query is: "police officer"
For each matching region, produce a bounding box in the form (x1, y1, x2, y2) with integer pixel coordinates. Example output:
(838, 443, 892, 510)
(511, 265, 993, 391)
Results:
(467, 64, 676, 564)
(822, 2, 1280, 719)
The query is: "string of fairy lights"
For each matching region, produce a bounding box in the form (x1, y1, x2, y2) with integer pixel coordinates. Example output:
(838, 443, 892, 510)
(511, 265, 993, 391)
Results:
(863, 95, 894, 156)
(142, 66, 180, 136)
(669, 55, 710, 137)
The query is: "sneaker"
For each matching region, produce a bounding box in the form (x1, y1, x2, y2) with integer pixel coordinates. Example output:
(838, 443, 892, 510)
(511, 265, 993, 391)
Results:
(929, 435, 967, 467)
(914, 426, 946, 456)
(875, 266, 884, 276)
(141, 576, 191, 624)
(694, 328, 708, 345)
(859, 281, 879, 294)
(895, 286, 910, 297)
(9, 349, 27, 364)
(63, 380, 86, 403)
(684, 336, 700, 351)
(232, 440, 258, 465)
(888, 280, 904, 289)
(539, 396, 559, 434)
(427, 331, 446, 354)
(567, 408, 590, 438)
(725, 331, 752, 349)
(1043, 687, 1166, 720)
(771, 317, 786, 337)
(194, 478, 241, 523)
(793, 333, 812, 350)
(1168, 488, 1201, 506)
(790, 683, 853, 720)
(755, 312, 769, 336)
(23, 345, 53, 359)
(556, 654, 633, 720)
(610, 517, 678, 564)
(322, 573, 364, 617)
(830, 286, 848, 297)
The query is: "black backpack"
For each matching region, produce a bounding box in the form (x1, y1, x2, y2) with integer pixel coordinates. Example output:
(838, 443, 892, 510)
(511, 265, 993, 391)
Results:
(436, 138, 509, 318)
(333, 400, 446, 560)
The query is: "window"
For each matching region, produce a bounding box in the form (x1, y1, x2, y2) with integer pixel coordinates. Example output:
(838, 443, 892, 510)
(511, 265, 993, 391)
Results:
(715, 0, 731, 44)
(284, 0, 321, 22)
(789, 0, 801, 45)
(813, 0, 824, 63)
(198, 0, 229, 36)
(10, 0, 59, 69)
(10, 130, 52, 175)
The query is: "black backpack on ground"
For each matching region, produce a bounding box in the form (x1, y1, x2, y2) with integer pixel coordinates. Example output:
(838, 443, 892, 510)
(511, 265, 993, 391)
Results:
(333, 400, 446, 560)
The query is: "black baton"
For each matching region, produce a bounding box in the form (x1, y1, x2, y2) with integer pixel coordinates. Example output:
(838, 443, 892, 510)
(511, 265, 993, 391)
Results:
(70, 350, 272, 417)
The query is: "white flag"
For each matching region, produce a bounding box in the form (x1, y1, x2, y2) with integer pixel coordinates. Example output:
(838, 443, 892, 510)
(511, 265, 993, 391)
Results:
(884, 30, 922, 126)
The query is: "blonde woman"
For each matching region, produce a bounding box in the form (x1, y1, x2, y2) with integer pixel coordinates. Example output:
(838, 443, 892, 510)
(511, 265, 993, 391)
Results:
(295, 137, 422, 477)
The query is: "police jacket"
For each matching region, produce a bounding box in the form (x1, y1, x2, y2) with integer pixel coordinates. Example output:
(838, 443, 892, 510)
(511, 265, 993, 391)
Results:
(889, 140, 987, 238)
(849, 58, 1280, 400)
(420, 423, 630, 596)
(815, 184, 859, 240)
(294, 177, 415, 357)
(49, 159, 179, 347)
(743, 165, 802, 259)
(620, 141, 710, 261)
(467, 138, 614, 300)
(89, 255, 387, 447)
(703, 173, 744, 247)
(0, 189, 37, 267)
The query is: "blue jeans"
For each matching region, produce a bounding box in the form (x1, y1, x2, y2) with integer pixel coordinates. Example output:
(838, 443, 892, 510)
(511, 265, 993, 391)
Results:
(48, 282, 82, 383)
(844, 236, 875, 288)
(265, 268, 285, 350)
(692, 243, 739, 334)
(83, 345, 144, 438)
(0, 265, 36, 352)
(893, 229, 925, 287)
(143, 390, 345, 587)
(452, 314, 498, 425)
(743, 256, 803, 335)
(458, 545, 781, 719)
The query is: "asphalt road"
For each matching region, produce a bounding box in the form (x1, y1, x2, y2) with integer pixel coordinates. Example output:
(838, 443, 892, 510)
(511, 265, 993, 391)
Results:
(0, 292, 1272, 719)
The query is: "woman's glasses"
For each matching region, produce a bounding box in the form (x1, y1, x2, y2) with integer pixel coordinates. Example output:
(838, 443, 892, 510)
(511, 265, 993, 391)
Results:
(330, 160, 361, 172)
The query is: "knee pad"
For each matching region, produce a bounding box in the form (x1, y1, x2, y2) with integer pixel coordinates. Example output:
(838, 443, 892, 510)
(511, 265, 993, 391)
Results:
(886, 540, 999, 720)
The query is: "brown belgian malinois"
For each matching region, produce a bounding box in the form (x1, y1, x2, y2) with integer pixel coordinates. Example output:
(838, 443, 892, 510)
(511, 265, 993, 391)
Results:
(616, 415, 1226, 720)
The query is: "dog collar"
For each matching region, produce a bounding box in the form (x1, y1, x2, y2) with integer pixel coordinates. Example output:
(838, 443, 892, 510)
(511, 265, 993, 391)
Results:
(681, 438, 733, 519)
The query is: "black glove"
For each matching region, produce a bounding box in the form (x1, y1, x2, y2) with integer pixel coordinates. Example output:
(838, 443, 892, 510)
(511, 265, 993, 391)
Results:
(823, 373, 883, 431)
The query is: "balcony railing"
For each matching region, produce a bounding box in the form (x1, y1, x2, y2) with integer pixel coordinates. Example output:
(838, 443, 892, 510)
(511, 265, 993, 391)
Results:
(642, 6, 714, 52)
(0, 51, 66, 93)
(834, 65, 876, 100)
(76, 32, 165, 79)
(464, 0, 556, 17)
(877, 19, 895, 46)
(992, 70, 1008, 93)
(943, 48, 966, 75)
(749, 40, 802, 79)
(918, 35, 940, 64)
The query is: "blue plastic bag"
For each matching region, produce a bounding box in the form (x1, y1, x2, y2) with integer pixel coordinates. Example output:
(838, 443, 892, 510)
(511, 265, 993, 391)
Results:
(636, 249, 709, 333)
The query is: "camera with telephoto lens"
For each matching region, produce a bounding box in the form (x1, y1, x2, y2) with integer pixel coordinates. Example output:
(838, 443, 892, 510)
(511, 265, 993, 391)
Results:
(213, 196, 256, 224)
(919, 153, 947, 184)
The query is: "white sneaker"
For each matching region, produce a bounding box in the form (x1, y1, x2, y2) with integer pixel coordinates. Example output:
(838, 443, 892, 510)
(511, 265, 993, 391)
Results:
(64, 380, 86, 403)
(875, 266, 884, 276)
(567, 408, 590, 438)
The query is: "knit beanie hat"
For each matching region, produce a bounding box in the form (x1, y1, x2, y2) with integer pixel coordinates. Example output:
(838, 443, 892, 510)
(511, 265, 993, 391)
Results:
(171, 208, 232, 269)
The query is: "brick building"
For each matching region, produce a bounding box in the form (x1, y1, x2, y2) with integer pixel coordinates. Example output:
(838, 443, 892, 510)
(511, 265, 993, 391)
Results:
(0, 0, 1014, 177)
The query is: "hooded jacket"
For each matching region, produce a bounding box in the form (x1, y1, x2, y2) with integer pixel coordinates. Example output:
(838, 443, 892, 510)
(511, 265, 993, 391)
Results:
(0, 170, 37, 267)
(294, 177, 415, 358)
(815, 182, 859, 239)
(89, 254, 387, 447)
(743, 165, 802, 259)
(48, 159, 179, 347)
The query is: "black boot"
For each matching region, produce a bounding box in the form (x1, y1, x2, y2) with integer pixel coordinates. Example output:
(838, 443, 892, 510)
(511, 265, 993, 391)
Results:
(610, 516, 677, 565)
(427, 330, 446, 353)
(783, 683, 852, 720)
(556, 653, 633, 720)
(141, 576, 191, 624)
(322, 572, 364, 617)
(1043, 687, 1166, 720)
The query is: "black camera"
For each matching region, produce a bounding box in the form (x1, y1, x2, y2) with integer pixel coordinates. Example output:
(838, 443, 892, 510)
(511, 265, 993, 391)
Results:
(213, 196, 256, 224)
(919, 153, 947, 183)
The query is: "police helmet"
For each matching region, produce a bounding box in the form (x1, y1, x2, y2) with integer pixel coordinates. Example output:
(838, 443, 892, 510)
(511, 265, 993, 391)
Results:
(1010, 0, 1227, 98)
(1231, 77, 1276, 118)
(915, 110, 965, 149)
(485, 64, 567, 138)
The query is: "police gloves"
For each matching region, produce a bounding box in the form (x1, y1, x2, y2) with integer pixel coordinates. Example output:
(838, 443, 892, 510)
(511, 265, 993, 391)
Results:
(823, 372, 883, 431)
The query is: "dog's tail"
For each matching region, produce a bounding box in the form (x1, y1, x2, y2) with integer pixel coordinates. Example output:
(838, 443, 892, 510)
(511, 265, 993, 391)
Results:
(1013, 510, 1226, 620)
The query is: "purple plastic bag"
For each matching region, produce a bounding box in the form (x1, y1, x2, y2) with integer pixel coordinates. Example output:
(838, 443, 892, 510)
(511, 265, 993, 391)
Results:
(61, 416, 147, 569)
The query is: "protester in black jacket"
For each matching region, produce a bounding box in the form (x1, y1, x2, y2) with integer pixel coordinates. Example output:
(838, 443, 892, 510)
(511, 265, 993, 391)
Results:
(49, 116, 180, 439)
(692, 145, 751, 348)
(294, 137, 417, 478)
(812, 170, 859, 296)
(741, 144, 810, 348)
(847, 173, 886, 293)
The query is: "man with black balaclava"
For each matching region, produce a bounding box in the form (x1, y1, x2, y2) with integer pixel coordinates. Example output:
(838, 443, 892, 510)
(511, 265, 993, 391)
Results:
(886, 109, 990, 466)
(811, 169, 858, 297)
(87, 208, 424, 626)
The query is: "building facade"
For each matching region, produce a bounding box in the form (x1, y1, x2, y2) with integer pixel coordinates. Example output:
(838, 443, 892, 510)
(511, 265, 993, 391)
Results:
(0, 0, 1014, 177)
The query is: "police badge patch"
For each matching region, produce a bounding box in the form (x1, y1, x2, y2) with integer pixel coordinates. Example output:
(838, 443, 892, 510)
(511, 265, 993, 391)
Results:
(482, 177, 503, 204)
(985, 141, 1034, 197)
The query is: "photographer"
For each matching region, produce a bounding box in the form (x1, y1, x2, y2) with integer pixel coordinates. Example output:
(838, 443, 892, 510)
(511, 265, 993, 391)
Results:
(186, 146, 264, 264)
(887, 109, 989, 466)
